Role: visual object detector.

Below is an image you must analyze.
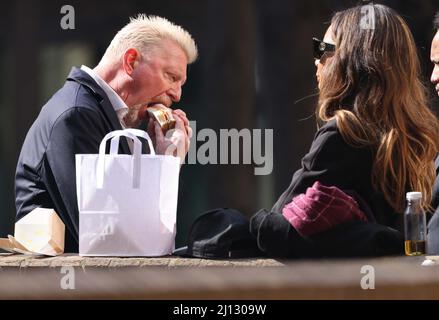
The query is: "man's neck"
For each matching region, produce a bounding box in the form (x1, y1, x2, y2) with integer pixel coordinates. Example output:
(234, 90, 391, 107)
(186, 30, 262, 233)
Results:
(94, 63, 129, 103)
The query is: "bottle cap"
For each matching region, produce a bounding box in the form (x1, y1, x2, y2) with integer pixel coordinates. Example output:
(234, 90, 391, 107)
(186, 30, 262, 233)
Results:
(406, 192, 422, 200)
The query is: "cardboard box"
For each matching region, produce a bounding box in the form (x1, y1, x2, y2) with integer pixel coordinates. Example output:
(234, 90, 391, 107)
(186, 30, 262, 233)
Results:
(0, 208, 65, 256)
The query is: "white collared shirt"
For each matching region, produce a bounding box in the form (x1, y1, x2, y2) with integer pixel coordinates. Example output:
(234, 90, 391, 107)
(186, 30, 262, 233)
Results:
(80, 65, 129, 129)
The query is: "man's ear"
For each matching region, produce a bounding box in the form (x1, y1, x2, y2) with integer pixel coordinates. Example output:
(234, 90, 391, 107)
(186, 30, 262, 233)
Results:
(123, 48, 139, 76)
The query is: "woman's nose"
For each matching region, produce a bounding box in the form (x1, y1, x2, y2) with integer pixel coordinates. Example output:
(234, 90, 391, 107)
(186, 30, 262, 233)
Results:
(314, 59, 320, 67)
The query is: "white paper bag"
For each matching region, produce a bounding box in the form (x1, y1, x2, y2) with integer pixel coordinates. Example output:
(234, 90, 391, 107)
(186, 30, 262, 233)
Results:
(76, 129, 180, 256)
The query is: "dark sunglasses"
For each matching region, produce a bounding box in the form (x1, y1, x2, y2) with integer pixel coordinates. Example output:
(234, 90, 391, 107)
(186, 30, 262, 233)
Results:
(313, 37, 336, 60)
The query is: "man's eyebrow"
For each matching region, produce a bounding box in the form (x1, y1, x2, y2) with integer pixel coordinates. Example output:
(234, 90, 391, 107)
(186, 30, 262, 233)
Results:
(174, 71, 186, 85)
(168, 69, 186, 83)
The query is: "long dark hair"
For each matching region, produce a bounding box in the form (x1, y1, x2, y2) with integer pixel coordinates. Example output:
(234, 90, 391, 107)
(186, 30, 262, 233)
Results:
(318, 4, 439, 212)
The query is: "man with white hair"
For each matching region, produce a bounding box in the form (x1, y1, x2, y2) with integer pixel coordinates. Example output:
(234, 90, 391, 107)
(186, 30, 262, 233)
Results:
(15, 15, 197, 252)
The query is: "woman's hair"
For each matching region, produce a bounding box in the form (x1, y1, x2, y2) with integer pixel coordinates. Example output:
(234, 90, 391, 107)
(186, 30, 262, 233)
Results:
(318, 4, 439, 212)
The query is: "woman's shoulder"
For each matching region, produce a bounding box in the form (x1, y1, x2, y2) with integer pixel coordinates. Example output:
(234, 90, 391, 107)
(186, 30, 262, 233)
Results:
(316, 118, 339, 135)
(314, 118, 368, 150)
(310, 118, 344, 150)
(306, 118, 372, 168)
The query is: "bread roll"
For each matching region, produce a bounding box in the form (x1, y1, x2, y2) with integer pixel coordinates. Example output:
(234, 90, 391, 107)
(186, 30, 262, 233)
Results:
(147, 104, 176, 133)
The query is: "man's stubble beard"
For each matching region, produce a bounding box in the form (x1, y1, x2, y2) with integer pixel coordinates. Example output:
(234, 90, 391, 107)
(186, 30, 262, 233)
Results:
(122, 103, 147, 128)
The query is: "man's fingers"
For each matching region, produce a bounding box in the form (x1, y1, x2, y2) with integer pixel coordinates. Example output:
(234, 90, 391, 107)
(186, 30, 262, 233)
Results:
(187, 125, 193, 139)
(147, 119, 155, 135)
(174, 114, 187, 133)
(173, 114, 191, 138)
(173, 110, 189, 127)
(145, 119, 156, 147)
(154, 122, 164, 141)
(173, 109, 186, 117)
(186, 135, 191, 151)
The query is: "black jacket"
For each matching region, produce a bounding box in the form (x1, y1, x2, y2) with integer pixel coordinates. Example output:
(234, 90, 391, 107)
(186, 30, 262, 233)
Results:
(427, 156, 439, 254)
(250, 119, 404, 258)
(15, 67, 130, 252)
(271, 119, 402, 229)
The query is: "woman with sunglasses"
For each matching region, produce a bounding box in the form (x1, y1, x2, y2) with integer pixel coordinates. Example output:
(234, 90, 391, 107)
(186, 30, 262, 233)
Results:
(251, 4, 439, 258)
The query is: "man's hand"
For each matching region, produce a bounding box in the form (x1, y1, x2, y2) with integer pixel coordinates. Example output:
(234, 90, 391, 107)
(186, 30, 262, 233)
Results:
(147, 111, 192, 163)
(172, 109, 192, 139)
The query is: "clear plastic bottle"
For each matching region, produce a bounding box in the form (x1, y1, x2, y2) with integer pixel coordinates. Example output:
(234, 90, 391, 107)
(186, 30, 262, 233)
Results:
(404, 192, 427, 256)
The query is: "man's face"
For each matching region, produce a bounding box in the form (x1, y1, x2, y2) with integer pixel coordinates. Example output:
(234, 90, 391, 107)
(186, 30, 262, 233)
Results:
(124, 39, 188, 125)
(431, 30, 439, 97)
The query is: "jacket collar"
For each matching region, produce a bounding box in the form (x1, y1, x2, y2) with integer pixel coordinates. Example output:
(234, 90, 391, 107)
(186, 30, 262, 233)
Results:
(66, 67, 131, 154)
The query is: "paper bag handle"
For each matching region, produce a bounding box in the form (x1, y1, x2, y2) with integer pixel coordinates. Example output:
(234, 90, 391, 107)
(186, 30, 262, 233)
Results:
(97, 130, 143, 189)
(109, 128, 156, 156)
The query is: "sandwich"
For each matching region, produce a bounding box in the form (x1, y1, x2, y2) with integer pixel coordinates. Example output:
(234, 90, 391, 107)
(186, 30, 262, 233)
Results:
(147, 104, 176, 133)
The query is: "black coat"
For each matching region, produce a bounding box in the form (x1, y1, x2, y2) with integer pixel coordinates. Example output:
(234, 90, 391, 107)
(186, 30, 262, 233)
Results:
(427, 157, 439, 254)
(272, 119, 403, 229)
(250, 119, 404, 258)
(15, 67, 130, 252)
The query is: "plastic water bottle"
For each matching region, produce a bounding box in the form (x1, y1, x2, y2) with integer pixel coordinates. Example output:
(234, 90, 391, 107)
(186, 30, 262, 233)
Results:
(404, 192, 427, 256)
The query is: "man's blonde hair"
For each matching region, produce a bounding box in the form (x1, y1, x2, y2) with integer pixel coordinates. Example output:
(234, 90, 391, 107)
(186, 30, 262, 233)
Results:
(103, 14, 198, 63)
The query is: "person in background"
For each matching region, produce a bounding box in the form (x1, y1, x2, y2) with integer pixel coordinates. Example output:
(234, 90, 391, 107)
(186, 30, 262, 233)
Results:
(251, 4, 439, 258)
(15, 15, 197, 252)
(431, 11, 439, 98)
(427, 10, 439, 255)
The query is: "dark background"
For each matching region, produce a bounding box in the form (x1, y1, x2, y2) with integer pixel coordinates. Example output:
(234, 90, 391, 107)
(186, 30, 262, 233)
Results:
(0, 0, 438, 247)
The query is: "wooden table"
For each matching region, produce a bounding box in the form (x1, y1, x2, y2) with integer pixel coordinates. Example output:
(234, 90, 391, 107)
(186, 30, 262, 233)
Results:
(0, 253, 437, 299)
